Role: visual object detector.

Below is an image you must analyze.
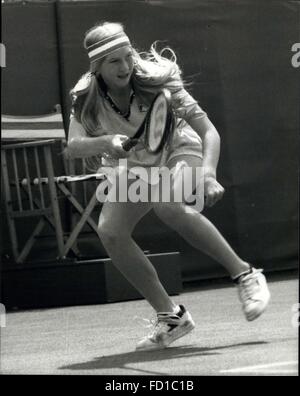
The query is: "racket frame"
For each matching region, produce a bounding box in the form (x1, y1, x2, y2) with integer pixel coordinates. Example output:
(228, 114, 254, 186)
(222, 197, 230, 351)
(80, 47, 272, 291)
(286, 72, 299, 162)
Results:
(122, 88, 175, 154)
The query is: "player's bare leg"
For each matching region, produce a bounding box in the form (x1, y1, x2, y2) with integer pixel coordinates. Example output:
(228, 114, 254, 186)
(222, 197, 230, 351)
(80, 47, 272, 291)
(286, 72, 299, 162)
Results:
(98, 170, 195, 350)
(153, 154, 270, 321)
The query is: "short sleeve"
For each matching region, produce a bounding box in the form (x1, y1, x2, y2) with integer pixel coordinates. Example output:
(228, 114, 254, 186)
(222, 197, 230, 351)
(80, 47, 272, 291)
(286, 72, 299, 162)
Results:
(171, 88, 207, 122)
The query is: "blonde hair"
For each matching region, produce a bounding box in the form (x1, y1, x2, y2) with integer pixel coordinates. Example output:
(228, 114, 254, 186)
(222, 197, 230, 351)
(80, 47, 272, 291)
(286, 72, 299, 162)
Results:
(70, 22, 184, 170)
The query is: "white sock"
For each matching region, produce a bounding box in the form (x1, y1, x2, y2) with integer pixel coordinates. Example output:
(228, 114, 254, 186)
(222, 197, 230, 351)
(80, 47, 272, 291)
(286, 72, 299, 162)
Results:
(232, 266, 252, 282)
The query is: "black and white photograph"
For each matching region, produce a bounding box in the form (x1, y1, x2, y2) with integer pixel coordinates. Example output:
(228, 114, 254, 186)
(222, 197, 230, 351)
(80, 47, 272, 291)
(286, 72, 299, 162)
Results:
(0, 0, 298, 378)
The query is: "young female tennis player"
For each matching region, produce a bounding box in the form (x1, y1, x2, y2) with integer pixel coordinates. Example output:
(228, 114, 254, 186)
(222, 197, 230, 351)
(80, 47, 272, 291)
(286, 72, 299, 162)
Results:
(67, 22, 270, 351)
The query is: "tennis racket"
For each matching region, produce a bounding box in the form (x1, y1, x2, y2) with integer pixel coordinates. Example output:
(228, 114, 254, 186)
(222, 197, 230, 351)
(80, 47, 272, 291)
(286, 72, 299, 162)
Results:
(122, 88, 175, 154)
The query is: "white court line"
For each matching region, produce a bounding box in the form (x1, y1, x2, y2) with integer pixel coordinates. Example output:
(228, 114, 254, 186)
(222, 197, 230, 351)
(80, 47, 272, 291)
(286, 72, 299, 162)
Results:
(254, 370, 298, 374)
(220, 361, 298, 373)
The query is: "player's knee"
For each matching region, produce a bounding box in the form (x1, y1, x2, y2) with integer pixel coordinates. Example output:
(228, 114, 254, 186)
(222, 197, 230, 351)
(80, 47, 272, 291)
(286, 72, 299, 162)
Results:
(98, 217, 130, 247)
(154, 202, 185, 223)
(98, 219, 118, 246)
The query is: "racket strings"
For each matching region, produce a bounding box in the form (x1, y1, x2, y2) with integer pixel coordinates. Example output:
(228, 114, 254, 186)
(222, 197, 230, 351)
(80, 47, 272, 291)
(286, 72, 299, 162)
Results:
(122, 88, 176, 154)
(146, 94, 176, 153)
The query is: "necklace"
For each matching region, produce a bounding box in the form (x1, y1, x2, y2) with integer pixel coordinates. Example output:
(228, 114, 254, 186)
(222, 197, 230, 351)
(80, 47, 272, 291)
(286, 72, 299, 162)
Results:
(105, 91, 135, 121)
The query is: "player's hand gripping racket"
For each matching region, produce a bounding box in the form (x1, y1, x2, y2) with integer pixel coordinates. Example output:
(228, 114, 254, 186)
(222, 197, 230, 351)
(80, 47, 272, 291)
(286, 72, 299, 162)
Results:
(122, 89, 175, 154)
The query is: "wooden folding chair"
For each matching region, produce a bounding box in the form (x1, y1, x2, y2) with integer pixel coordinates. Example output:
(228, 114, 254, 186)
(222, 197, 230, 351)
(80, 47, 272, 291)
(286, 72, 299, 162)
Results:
(1, 106, 105, 263)
(1, 139, 66, 263)
(54, 159, 104, 257)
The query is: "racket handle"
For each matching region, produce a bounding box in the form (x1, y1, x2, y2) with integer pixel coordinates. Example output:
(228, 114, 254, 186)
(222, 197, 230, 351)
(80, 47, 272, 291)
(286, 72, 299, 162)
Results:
(122, 138, 139, 151)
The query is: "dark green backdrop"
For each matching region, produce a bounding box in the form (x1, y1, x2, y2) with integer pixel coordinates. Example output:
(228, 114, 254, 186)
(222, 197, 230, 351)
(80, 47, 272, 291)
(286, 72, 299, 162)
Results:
(2, 0, 299, 281)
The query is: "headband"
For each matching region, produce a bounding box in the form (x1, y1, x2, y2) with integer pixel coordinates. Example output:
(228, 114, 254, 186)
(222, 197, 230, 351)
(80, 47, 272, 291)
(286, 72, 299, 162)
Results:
(87, 32, 131, 63)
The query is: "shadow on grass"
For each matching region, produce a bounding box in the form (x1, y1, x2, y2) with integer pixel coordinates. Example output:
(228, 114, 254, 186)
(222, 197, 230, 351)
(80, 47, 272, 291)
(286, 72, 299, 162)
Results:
(59, 341, 268, 375)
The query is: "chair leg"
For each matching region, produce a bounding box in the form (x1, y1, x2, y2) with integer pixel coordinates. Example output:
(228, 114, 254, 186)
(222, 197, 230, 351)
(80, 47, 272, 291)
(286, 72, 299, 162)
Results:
(1, 152, 20, 261)
(58, 184, 99, 234)
(43, 146, 65, 258)
(20, 185, 79, 257)
(17, 218, 46, 264)
(60, 191, 99, 256)
(4, 210, 19, 263)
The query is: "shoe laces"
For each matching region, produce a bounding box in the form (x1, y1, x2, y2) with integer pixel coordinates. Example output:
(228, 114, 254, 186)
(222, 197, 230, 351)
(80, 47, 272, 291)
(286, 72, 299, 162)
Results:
(152, 313, 181, 338)
(133, 315, 155, 329)
(134, 312, 180, 339)
(238, 269, 262, 301)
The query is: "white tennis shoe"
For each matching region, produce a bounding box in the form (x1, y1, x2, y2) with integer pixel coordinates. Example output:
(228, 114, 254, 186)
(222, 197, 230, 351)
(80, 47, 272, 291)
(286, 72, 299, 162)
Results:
(136, 305, 195, 351)
(236, 267, 271, 321)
